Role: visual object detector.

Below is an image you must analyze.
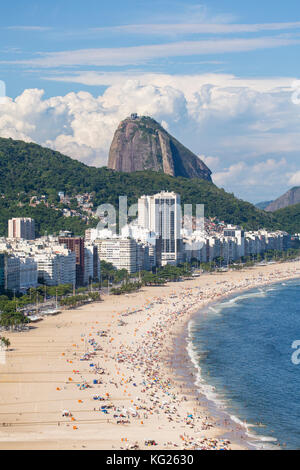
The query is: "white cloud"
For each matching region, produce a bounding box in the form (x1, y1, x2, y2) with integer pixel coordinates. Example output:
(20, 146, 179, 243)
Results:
(44, 71, 294, 93)
(199, 155, 220, 171)
(5, 26, 51, 32)
(91, 22, 300, 36)
(289, 171, 300, 187)
(0, 84, 188, 166)
(213, 158, 295, 202)
(214, 158, 288, 187)
(0, 73, 299, 201)
(4, 36, 300, 67)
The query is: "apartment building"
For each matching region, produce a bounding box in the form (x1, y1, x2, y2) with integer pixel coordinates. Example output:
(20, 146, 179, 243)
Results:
(8, 218, 35, 240)
(138, 191, 181, 265)
(0, 253, 20, 292)
(95, 237, 139, 274)
(19, 255, 38, 291)
(84, 244, 100, 285)
(58, 236, 85, 286)
(34, 250, 76, 286)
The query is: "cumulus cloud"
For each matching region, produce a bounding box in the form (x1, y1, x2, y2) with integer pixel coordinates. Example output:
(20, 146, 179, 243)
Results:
(0, 83, 188, 166)
(289, 171, 300, 187)
(0, 73, 299, 201)
(214, 158, 288, 187)
(199, 155, 220, 171)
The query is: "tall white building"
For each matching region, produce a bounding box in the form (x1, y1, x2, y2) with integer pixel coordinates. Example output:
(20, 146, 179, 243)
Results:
(84, 246, 94, 285)
(19, 256, 38, 291)
(0, 254, 21, 292)
(138, 191, 182, 265)
(84, 244, 100, 285)
(224, 227, 245, 259)
(95, 237, 139, 274)
(34, 250, 76, 286)
(183, 233, 207, 263)
(121, 224, 160, 268)
(8, 218, 35, 240)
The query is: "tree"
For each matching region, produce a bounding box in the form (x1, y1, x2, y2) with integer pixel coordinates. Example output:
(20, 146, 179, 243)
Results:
(0, 136, 294, 239)
(0, 336, 10, 350)
(0, 312, 29, 331)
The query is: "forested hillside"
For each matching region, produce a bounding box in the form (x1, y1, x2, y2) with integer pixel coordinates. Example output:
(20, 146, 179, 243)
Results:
(0, 137, 295, 235)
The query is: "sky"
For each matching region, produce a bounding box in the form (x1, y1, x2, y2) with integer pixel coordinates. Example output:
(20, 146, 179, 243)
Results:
(1, 0, 300, 203)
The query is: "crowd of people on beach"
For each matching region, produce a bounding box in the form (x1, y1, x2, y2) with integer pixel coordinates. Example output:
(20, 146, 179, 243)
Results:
(1, 263, 299, 449)
(55, 264, 300, 450)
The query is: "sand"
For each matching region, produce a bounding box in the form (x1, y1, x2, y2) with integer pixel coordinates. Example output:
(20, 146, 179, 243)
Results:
(0, 260, 299, 450)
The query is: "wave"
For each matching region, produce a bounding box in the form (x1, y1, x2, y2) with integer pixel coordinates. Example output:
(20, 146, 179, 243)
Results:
(186, 303, 279, 450)
(203, 280, 297, 318)
(186, 324, 226, 409)
(184, 278, 300, 449)
(205, 290, 268, 316)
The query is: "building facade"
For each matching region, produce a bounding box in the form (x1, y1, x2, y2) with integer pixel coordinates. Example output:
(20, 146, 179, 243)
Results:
(8, 218, 35, 240)
(95, 237, 139, 274)
(19, 256, 38, 291)
(58, 236, 85, 286)
(35, 250, 76, 286)
(138, 191, 182, 265)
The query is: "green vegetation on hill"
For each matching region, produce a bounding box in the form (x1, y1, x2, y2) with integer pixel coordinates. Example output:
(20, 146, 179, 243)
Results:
(273, 203, 300, 234)
(0, 198, 92, 237)
(0, 137, 296, 235)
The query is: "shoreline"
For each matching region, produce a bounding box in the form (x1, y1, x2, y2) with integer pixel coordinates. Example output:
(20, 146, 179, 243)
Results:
(174, 278, 300, 451)
(0, 260, 299, 450)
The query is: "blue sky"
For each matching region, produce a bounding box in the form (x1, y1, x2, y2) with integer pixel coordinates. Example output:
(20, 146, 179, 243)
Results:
(1, 0, 300, 202)
(1, 0, 300, 97)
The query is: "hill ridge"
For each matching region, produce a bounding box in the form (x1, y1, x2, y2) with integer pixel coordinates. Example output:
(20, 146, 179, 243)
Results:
(0, 136, 298, 235)
(266, 187, 300, 212)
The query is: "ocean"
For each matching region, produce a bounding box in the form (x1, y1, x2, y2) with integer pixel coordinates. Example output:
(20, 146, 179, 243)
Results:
(187, 278, 300, 450)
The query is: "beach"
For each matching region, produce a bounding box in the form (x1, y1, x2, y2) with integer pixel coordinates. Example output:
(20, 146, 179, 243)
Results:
(0, 260, 299, 450)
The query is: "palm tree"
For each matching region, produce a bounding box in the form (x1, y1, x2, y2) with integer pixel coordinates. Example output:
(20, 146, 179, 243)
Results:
(0, 336, 10, 350)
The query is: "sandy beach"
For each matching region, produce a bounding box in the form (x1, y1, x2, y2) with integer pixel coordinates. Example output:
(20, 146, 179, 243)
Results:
(0, 260, 299, 450)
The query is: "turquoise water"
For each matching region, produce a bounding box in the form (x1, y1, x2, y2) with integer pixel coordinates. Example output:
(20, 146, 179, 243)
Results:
(188, 279, 300, 449)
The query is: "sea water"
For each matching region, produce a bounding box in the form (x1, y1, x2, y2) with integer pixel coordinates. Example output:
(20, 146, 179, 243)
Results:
(187, 279, 300, 449)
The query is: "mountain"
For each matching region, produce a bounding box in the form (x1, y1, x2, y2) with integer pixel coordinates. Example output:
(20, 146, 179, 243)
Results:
(255, 200, 274, 210)
(0, 136, 290, 236)
(265, 187, 300, 212)
(273, 203, 300, 234)
(108, 115, 212, 181)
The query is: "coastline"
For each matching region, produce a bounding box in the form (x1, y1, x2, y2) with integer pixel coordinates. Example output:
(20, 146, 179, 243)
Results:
(0, 260, 299, 450)
(175, 280, 298, 451)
